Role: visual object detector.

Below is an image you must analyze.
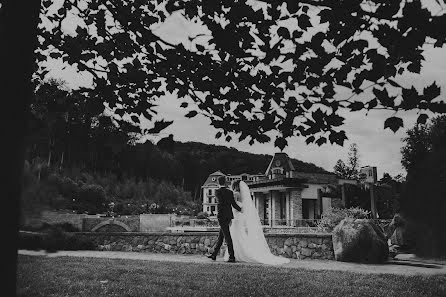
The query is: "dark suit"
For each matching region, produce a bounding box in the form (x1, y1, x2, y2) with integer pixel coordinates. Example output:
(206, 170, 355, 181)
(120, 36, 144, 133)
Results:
(211, 186, 241, 259)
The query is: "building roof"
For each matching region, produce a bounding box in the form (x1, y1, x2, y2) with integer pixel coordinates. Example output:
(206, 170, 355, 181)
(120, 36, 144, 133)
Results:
(265, 152, 295, 176)
(210, 170, 225, 176)
(249, 177, 308, 189)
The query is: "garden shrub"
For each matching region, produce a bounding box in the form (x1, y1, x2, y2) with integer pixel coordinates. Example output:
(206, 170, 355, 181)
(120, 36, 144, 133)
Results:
(19, 224, 94, 252)
(19, 232, 43, 251)
(196, 212, 209, 220)
(317, 207, 371, 232)
(77, 184, 106, 213)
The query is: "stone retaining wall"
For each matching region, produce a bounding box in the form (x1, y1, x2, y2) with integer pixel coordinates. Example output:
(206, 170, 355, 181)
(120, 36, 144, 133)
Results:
(75, 232, 334, 260)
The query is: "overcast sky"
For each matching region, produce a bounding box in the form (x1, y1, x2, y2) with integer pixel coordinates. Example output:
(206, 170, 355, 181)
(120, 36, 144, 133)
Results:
(48, 6, 446, 178)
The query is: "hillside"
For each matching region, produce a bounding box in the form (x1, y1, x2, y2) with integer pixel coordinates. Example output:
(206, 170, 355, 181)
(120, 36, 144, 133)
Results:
(171, 141, 329, 176)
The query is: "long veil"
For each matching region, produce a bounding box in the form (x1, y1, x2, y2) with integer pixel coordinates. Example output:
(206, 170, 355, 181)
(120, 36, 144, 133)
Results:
(239, 181, 270, 249)
(239, 181, 290, 264)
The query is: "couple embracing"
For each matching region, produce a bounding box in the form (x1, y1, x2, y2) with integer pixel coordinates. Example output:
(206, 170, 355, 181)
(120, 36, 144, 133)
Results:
(206, 176, 289, 265)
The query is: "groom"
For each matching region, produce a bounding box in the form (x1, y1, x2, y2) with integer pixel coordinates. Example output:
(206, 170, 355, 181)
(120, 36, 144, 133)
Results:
(207, 175, 241, 262)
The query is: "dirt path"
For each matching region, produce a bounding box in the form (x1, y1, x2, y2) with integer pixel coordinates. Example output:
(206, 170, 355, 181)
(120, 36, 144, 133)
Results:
(18, 250, 446, 276)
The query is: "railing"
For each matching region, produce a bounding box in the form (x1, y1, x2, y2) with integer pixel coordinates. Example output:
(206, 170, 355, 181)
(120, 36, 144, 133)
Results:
(171, 218, 220, 228)
(170, 218, 391, 229)
(171, 218, 322, 228)
(263, 219, 321, 227)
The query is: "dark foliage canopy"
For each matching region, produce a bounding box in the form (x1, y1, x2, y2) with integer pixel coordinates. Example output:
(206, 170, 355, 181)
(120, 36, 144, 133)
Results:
(37, 0, 446, 150)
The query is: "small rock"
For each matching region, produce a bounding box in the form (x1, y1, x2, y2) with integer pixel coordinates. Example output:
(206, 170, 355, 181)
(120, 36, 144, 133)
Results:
(308, 243, 317, 249)
(301, 248, 312, 257)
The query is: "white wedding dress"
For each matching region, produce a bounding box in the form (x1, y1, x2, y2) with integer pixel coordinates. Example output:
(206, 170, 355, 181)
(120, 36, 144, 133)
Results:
(224, 181, 290, 265)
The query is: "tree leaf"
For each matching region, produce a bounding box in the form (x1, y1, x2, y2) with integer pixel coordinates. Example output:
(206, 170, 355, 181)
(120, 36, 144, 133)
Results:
(349, 101, 364, 111)
(318, 8, 331, 24)
(367, 99, 378, 109)
(316, 137, 327, 146)
(286, 0, 300, 13)
(384, 117, 404, 132)
(305, 136, 315, 144)
(297, 14, 312, 30)
(115, 109, 125, 117)
(185, 110, 198, 118)
(196, 44, 205, 52)
(274, 137, 287, 151)
(147, 120, 173, 134)
(303, 100, 312, 110)
(131, 115, 140, 124)
(292, 30, 303, 39)
(423, 82, 440, 102)
(277, 27, 290, 39)
(416, 114, 428, 125)
(180, 102, 188, 108)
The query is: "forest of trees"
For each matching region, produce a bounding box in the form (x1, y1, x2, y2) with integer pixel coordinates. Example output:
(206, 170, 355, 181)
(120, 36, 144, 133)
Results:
(22, 79, 329, 218)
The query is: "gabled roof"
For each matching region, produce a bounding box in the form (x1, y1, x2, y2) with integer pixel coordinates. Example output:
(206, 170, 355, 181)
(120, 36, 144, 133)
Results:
(265, 152, 295, 175)
(202, 170, 227, 187)
(249, 177, 308, 189)
(210, 170, 225, 176)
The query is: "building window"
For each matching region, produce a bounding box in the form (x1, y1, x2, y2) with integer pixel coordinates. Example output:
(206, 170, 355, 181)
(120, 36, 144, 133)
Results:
(208, 189, 212, 195)
(264, 198, 269, 225)
(242, 175, 247, 181)
(272, 168, 282, 174)
(279, 193, 286, 220)
(211, 177, 216, 181)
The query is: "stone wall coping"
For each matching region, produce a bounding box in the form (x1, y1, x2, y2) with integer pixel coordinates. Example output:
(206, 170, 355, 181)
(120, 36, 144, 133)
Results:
(73, 231, 332, 238)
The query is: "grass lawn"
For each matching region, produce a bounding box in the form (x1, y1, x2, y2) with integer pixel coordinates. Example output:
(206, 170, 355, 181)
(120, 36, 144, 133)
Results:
(17, 255, 446, 297)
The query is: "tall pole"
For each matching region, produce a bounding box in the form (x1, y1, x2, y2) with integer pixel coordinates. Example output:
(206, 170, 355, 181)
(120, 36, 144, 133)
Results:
(317, 189, 323, 218)
(370, 184, 377, 219)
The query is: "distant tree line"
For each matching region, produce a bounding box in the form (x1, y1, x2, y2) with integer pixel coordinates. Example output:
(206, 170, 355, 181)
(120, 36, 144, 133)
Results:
(23, 79, 329, 217)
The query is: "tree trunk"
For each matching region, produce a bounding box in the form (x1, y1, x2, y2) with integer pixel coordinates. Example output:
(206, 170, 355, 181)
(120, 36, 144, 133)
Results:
(37, 165, 41, 182)
(47, 150, 52, 167)
(0, 1, 41, 296)
(60, 151, 64, 172)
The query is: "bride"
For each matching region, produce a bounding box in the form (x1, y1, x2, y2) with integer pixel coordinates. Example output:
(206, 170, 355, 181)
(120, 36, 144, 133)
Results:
(223, 180, 290, 265)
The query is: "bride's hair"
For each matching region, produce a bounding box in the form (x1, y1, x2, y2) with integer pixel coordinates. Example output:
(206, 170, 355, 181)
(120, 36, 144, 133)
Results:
(231, 180, 241, 192)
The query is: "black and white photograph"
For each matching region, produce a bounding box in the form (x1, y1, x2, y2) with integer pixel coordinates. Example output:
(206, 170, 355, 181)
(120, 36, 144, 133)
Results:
(2, 0, 446, 296)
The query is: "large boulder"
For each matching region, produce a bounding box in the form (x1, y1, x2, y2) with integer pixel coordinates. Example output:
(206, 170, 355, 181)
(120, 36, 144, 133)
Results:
(332, 218, 389, 264)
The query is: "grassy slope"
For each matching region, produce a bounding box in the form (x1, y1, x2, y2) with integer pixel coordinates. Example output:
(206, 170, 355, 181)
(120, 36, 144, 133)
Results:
(17, 255, 446, 297)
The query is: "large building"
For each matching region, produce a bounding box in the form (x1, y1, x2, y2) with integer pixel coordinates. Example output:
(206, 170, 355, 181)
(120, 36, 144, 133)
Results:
(201, 171, 264, 216)
(201, 152, 343, 226)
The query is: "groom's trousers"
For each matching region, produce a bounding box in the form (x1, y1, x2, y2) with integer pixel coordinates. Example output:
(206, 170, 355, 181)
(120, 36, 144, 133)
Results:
(212, 219, 235, 259)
